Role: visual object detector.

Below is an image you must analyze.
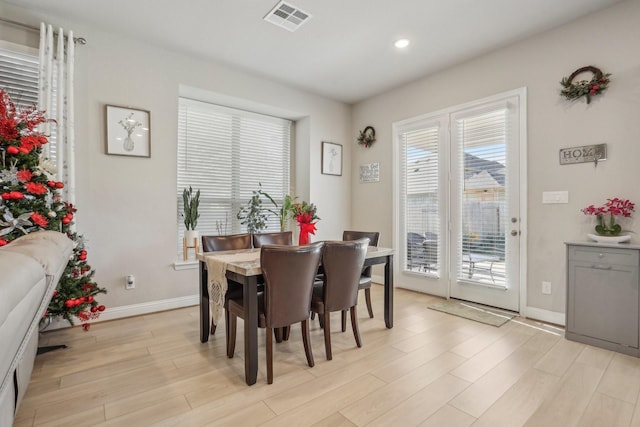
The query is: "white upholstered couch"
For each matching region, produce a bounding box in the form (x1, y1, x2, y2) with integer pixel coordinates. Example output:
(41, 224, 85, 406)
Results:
(0, 231, 73, 426)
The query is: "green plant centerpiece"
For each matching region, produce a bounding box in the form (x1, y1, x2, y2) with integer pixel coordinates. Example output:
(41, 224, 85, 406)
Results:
(262, 192, 296, 232)
(182, 186, 200, 230)
(237, 184, 269, 233)
(237, 184, 296, 233)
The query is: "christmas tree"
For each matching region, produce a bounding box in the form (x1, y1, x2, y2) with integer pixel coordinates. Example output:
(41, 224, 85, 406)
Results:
(0, 89, 106, 330)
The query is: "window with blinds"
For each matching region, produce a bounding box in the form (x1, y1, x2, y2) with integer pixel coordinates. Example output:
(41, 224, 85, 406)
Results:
(454, 107, 508, 286)
(400, 124, 441, 275)
(0, 46, 58, 160)
(0, 47, 39, 108)
(398, 95, 517, 288)
(177, 98, 291, 258)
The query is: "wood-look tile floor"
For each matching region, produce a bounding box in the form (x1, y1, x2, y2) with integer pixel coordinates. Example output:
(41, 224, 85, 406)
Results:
(14, 285, 640, 427)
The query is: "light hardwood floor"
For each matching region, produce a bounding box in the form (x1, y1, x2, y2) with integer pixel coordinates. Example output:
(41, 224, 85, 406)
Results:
(14, 285, 640, 427)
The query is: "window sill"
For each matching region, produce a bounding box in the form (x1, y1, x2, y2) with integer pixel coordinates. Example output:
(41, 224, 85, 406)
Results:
(174, 260, 198, 270)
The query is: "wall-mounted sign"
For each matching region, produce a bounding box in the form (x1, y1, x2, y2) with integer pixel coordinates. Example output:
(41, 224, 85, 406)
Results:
(559, 143, 607, 165)
(359, 162, 380, 183)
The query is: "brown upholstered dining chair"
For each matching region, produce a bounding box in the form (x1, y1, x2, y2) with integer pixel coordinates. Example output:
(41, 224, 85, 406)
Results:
(227, 242, 324, 384)
(201, 233, 252, 336)
(342, 230, 379, 325)
(252, 231, 293, 248)
(311, 238, 369, 360)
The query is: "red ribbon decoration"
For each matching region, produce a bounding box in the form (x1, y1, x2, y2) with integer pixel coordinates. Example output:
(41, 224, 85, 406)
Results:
(297, 215, 317, 245)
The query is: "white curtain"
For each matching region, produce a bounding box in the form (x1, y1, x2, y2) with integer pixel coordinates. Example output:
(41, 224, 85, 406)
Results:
(38, 23, 76, 208)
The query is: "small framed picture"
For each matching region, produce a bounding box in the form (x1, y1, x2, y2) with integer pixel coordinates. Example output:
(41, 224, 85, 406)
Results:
(321, 141, 342, 176)
(105, 105, 151, 157)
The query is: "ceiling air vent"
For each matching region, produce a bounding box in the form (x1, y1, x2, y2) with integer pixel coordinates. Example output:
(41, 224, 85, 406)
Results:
(264, 1, 312, 32)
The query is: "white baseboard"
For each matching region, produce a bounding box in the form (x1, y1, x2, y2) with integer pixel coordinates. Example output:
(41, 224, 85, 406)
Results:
(45, 295, 200, 330)
(524, 306, 565, 326)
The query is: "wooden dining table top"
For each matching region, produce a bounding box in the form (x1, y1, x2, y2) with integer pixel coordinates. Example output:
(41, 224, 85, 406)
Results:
(197, 245, 394, 276)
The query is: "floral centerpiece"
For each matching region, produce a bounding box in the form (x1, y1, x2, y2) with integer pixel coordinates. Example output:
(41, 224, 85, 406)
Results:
(0, 89, 106, 330)
(292, 201, 319, 245)
(582, 197, 635, 236)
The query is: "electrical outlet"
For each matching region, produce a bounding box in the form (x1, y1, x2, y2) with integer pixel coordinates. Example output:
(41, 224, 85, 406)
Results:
(542, 281, 551, 295)
(126, 275, 135, 290)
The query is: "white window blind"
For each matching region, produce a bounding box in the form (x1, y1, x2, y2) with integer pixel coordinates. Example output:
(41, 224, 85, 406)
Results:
(177, 98, 291, 257)
(0, 46, 58, 160)
(0, 47, 39, 108)
(453, 106, 509, 287)
(399, 123, 441, 275)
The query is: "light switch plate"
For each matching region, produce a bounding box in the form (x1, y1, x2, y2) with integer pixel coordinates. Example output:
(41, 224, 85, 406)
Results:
(542, 191, 568, 204)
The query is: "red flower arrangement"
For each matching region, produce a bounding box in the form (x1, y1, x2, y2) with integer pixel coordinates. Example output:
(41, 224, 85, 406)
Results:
(292, 201, 319, 245)
(582, 197, 635, 236)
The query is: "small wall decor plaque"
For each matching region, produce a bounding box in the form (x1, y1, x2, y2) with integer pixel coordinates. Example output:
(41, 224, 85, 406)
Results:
(559, 143, 607, 166)
(359, 162, 380, 183)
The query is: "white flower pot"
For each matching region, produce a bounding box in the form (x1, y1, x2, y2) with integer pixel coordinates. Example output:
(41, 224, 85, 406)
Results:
(587, 233, 630, 244)
(184, 230, 199, 247)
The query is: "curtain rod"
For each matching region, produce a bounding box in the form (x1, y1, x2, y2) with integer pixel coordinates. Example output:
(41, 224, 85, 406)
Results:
(0, 17, 87, 45)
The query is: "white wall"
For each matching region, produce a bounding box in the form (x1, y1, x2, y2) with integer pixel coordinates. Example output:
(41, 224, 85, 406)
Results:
(351, 0, 640, 323)
(0, 2, 352, 320)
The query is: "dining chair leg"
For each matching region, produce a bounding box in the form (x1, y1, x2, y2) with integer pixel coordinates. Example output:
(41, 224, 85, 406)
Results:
(283, 326, 291, 341)
(323, 312, 332, 360)
(210, 319, 217, 335)
(266, 327, 274, 384)
(341, 310, 347, 332)
(275, 328, 283, 343)
(365, 288, 374, 318)
(301, 319, 314, 367)
(227, 313, 237, 358)
(350, 305, 362, 348)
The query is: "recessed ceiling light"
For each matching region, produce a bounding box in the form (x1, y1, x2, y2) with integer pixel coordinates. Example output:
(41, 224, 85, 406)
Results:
(395, 39, 410, 49)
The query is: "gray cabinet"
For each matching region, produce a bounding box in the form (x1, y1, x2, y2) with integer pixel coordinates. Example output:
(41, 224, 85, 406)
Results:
(566, 242, 640, 356)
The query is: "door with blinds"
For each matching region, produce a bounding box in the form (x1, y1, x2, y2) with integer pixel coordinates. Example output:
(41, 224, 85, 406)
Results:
(397, 89, 524, 312)
(449, 95, 522, 311)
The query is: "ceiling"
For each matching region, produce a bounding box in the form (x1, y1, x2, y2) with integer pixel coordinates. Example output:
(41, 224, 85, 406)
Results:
(4, 0, 625, 104)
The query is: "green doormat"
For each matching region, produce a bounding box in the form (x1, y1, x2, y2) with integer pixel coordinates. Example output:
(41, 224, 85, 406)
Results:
(428, 299, 516, 327)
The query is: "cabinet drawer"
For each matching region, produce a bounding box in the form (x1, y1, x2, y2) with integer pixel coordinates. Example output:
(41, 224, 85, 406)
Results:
(569, 246, 639, 267)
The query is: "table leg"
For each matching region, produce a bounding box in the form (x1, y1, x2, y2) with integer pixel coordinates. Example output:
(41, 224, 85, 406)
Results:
(199, 261, 210, 343)
(384, 254, 394, 329)
(244, 275, 259, 385)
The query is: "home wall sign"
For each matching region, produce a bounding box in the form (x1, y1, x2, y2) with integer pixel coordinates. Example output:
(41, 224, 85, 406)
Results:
(559, 143, 607, 165)
(359, 162, 380, 183)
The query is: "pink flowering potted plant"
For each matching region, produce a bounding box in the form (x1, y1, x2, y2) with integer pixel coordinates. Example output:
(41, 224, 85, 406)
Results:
(582, 198, 635, 240)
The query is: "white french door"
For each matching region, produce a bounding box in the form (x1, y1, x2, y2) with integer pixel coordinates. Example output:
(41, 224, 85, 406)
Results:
(448, 95, 523, 311)
(396, 88, 525, 312)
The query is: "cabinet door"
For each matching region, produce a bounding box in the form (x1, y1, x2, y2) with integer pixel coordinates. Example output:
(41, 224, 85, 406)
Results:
(568, 260, 639, 348)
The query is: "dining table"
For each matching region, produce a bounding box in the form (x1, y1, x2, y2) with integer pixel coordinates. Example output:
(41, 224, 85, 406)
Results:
(197, 245, 394, 385)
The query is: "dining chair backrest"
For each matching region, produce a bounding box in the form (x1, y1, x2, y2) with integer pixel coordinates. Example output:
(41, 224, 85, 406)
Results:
(260, 242, 324, 329)
(321, 238, 369, 312)
(343, 230, 379, 277)
(252, 231, 293, 248)
(201, 233, 252, 252)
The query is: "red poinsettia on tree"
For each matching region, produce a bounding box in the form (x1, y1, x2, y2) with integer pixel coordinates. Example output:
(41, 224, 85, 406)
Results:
(0, 89, 106, 330)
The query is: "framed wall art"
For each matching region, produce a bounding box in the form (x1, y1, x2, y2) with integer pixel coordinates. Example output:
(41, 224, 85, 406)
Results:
(105, 104, 151, 157)
(321, 141, 342, 176)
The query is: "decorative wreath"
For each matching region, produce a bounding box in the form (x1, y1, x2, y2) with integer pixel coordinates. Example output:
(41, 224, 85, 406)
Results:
(560, 65, 611, 104)
(357, 126, 376, 148)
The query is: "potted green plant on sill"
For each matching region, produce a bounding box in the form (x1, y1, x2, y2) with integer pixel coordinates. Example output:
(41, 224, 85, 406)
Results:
(263, 192, 296, 232)
(183, 186, 200, 244)
(237, 184, 296, 233)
